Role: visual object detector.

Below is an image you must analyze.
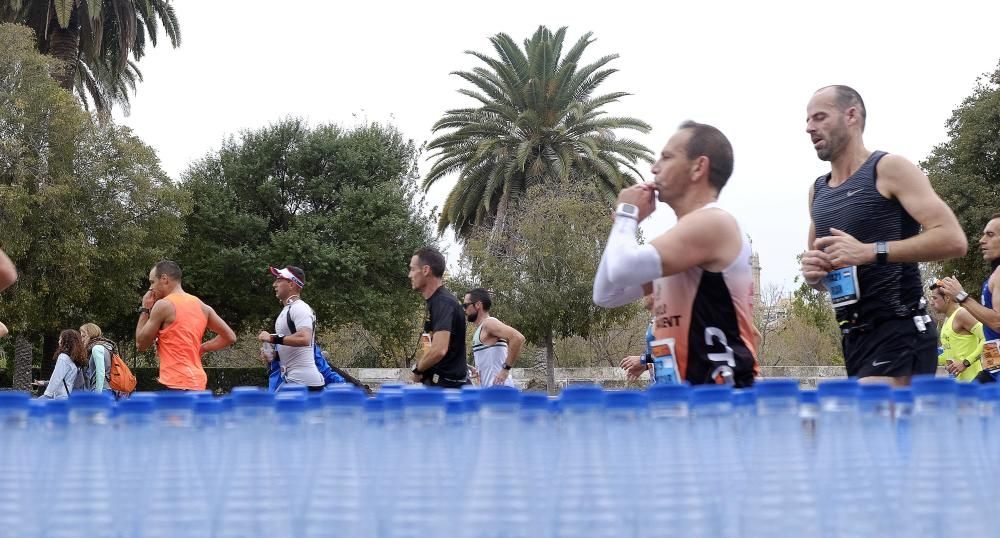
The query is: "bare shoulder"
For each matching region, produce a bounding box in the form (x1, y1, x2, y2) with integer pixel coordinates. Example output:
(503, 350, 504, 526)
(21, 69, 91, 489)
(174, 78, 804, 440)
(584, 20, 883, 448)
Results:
(876, 153, 927, 186)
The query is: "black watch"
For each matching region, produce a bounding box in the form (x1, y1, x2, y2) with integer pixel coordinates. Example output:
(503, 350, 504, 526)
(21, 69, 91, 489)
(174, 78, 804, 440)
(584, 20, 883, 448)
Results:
(136, 306, 151, 315)
(412, 366, 424, 376)
(502, 364, 512, 370)
(955, 291, 970, 304)
(963, 359, 972, 368)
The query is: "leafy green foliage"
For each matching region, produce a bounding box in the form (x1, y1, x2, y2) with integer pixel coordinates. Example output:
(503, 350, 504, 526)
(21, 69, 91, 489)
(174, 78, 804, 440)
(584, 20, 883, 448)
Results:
(178, 119, 436, 365)
(0, 22, 188, 342)
(426, 26, 653, 237)
(923, 61, 1000, 288)
(460, 183, 638, 382)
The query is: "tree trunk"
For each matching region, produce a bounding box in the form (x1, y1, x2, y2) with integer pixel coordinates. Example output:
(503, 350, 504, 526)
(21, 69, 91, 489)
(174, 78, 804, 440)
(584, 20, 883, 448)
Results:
(544, 332, 556, 396)
(48, 5, 81, 91)
(13, 334, 33, 391)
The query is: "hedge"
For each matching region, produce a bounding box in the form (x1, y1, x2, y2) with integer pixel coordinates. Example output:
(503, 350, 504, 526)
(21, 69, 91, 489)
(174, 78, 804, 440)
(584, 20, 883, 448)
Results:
(1, 367, 269, 394)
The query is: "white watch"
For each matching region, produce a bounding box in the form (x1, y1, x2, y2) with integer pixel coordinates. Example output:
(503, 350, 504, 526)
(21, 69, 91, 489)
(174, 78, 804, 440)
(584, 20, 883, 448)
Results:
(616, 203, 640, 220)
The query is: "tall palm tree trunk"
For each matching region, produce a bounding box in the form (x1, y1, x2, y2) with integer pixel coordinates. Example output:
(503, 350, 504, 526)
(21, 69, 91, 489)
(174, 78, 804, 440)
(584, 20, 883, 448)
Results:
(48, 5, 80, 91)
(13, 334, 33, 391)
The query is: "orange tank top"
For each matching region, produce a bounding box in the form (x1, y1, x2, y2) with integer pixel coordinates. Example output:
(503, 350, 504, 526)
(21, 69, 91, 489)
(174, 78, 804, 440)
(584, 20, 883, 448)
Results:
(157, 292, 209, 390)
(652, 204, 759, 387)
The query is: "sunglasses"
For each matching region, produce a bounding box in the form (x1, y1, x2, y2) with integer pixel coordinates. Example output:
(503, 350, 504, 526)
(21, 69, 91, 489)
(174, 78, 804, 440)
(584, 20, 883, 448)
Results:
(462, 302, 474, 308)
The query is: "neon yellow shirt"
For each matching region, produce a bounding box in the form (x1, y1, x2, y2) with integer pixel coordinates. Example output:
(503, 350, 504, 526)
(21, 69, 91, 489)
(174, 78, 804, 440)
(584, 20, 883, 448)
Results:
(939, 307, 985, 382)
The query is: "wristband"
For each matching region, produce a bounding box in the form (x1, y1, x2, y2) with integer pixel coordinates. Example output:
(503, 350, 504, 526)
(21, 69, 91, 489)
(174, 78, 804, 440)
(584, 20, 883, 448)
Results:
(875, 241, 888, 265)
(271, 334, 284, 345)
(412, 366, 424, 376)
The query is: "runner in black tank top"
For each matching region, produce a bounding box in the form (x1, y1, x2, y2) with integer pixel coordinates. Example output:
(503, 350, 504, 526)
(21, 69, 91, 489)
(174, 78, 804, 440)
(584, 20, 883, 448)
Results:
(801, 85, 967, 385)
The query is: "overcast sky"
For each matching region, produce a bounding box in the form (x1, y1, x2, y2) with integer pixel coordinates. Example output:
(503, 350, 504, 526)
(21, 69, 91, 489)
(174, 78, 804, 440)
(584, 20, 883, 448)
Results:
(117, 0, 1000, 293)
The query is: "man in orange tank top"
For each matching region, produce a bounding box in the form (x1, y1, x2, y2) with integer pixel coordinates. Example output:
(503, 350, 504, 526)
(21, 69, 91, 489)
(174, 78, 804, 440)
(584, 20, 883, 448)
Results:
(135, 260, 237, 390)
(594, 121, 759, 387)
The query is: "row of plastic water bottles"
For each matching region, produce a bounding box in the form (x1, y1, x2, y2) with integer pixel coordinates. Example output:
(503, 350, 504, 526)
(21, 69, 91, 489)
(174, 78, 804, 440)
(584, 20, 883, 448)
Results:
(0, 376, 995, 537)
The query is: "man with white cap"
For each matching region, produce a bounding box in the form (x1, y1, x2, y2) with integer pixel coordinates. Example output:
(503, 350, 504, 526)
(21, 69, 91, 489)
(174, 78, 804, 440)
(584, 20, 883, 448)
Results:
(258, 265, 325, 391)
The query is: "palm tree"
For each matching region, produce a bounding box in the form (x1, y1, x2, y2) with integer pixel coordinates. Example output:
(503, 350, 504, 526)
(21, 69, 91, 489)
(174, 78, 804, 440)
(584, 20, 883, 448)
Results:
(425, 26, 653, 239)
(2, 0, 180, 116)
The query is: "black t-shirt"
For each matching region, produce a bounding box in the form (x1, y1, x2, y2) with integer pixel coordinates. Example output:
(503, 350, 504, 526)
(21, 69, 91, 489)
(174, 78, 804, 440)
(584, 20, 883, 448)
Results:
(424, 286, 467, 381)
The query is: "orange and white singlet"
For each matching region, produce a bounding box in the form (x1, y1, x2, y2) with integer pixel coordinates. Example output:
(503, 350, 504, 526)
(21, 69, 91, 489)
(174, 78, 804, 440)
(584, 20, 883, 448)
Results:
(651, 203, 759, 387)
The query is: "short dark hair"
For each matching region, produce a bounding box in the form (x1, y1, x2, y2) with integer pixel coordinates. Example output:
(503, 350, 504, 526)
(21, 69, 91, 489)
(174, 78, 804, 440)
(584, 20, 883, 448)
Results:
(466, 288, 492, 310)
(154, 260, 182, 282)
(819, 85, 867, 131)
(990, 212, 1000, 221)
(286, 266, 305, 286)
(414, 247, 446, 278)
(678, 120, 734, 192)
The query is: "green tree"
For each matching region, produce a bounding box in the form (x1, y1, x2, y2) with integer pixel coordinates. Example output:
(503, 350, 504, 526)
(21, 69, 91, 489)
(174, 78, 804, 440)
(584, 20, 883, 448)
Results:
(923, 61, 1000, 289)
(1, 0, 180, 115)
(425, 26, 653, 238)
(0, 23, 188, 388)
(461, 183, 637, 393)
(179, 119, 436, 367)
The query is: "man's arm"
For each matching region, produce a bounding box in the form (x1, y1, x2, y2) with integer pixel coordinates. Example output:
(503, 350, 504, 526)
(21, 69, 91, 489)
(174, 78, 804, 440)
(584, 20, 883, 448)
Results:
(815, 156, 968, 266)
(93, 346, 106, 392)
(802, 182, 832, 291)
(878, 155, 968, 262)
(939, 276, 1000, 334)
(200, 304, 237, 354)
(0, 249, 16, 292)
(484, 318, 526, 368)
(0, 322, 7, 339)
(416, 330, 450, 371)
(135, 299, 169, 352)
(646, 208, 742, 276)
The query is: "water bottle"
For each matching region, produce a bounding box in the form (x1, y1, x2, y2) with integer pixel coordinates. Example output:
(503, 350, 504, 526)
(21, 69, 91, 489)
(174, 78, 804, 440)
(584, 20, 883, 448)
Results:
(858, 383, 899, 531)
(140, 391, 212, 537)
(552, 385, 623, 537)
(742, 379, 820, 538)
(461, 386, 532, 537)
(386, 389, 449, 538)
(815, 380, 880, 537)
(732, 387, 756, 462)
(892, 387, 914, 463)
(46, 392, 114, 537)
(304, 388, 375, 537)
(520, 392, 553, 530)
(117, 398, 156, 537)
(900, 376, 987, 536)
(604, 390, 650, 538)
(0, 392, 32, 536)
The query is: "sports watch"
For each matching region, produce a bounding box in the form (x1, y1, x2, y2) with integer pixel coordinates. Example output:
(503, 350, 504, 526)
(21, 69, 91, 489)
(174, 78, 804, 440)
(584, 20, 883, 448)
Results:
(955, 291, 970, 304)
(616, 203, 640, 220)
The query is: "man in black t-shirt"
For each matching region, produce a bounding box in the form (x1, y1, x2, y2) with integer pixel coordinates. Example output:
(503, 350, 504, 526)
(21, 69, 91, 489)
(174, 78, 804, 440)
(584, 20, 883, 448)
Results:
(408, 246, 469, 387)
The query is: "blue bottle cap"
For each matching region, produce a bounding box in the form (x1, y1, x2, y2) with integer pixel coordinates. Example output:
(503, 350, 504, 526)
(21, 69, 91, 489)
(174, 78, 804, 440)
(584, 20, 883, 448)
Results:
(232, 389, 274, 406)
(118, 399, 154, 415)
(978, 385, 1000, 402)
(647, 384, 691, 403)
(817, 379, 860, 399)
(365, 398, 384, 413)
(0, 391, 30, 408)
(402, 389, 445, 407)
(911, 376, 958, 396)
(957, 382, 979, 399)
(733, 389, 757, 407)
(892, 387, 914, 404)
(799, 390, 819, 406)
(69, 391, 112, 409)
(859, 383, 892, 401)
(520, 392, 549, 410)
(194, 399, 223, 415)
(605, 390, 649, 409)
(754, 379, 800, 398)
(690, 385, 732, 406)
(324, 387, 366, 407)
(275, 396, 306, 414)
(559, 384, 605, 407)
(479, 386, 520, 406)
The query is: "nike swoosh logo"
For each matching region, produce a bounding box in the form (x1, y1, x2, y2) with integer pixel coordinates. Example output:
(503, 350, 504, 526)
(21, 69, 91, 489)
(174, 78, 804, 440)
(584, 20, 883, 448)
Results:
(846, 189, 863, 197)
(872, 360, 892, 367)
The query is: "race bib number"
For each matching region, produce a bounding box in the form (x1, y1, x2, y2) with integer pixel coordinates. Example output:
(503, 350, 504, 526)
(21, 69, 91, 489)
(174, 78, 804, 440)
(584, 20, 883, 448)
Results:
(983, 340, 1000, 373)
(824, 266, 860, 308)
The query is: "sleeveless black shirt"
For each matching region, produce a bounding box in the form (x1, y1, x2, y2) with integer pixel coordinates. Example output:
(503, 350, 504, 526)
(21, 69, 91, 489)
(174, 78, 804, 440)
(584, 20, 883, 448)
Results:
(811, 151, 923, 324)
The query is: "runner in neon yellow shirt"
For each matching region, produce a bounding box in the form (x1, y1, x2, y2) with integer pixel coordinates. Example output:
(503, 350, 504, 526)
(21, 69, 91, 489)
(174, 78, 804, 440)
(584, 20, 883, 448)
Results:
(930, 282, 984, 382)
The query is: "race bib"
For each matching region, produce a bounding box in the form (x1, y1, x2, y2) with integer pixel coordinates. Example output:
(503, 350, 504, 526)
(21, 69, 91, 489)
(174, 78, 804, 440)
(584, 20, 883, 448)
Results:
(824, 266, 860, 308)
(983, 340, 1000, 373)
(649, 338, 679, 385)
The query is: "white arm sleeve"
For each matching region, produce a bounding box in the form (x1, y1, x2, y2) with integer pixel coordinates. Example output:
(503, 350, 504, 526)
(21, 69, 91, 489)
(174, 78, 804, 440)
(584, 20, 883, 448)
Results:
(593, 216, 663, 308)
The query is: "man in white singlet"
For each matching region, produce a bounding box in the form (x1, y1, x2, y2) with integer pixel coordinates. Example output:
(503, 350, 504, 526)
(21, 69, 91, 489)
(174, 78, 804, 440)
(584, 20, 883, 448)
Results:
(463, 288, 525, 387)
(593, 121, 759, 387)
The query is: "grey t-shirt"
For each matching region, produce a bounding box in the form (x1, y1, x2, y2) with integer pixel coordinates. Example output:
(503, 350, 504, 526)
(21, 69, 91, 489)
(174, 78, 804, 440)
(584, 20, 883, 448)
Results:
(275, 299, 324, 387)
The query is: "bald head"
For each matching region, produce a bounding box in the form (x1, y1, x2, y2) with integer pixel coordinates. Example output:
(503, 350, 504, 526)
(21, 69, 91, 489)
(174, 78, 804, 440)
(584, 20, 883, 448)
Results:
(814, 85, 866, 131)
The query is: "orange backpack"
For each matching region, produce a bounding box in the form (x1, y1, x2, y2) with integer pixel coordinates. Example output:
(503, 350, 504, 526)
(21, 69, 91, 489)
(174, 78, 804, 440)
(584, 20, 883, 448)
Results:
(107, 345, 137, 394)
